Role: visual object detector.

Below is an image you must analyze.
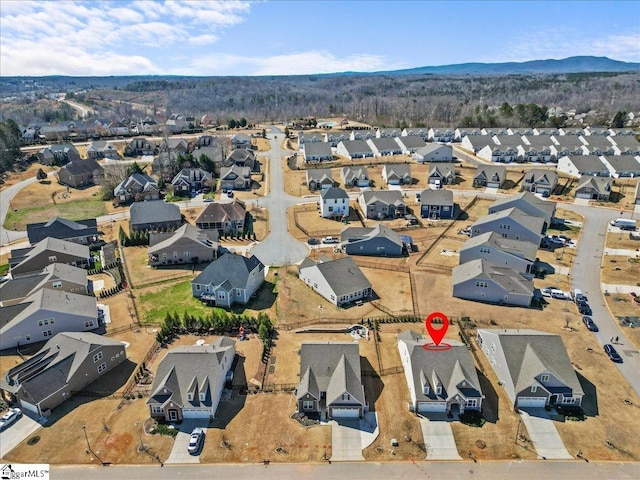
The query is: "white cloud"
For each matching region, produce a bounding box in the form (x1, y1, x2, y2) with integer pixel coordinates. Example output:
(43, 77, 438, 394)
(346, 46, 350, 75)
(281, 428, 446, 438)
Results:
(189, 34, 220, 46)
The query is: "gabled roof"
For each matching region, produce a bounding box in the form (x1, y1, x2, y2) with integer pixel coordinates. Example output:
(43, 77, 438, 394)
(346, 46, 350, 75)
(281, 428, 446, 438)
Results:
(303, 142, 333, 157)
(296, 342, 365, 406)
(227, 148, 256, 163)
(114, 173, 158, 196)
(129, 201, 181, 227)
(10, 237, 90, 270)
(149, 224, 218, 254)
(60, 159, 102, 176)
(27, 217, 98, 244)
(460, 232, 538, 263)
(414, 143, 451, 156)
(473, 207, 544, 237)
(359, 189, 405, 206)
(339, 139, 373, 154)
(478, 329, 583, 399)
(299, 257, 371, 298)
(370, 137, 402, 150)
(576, 175, 612, 195)
(147, 338, 235, 409)
(307, 168, 334, 183)
(428, 163, 456, 178)
(398, 330, 482, 403)
(522, 169, 558, 186)
(341, 166, 369, 182)
(0, 332, 125, 402)
(398, 136, 427, 149)
(382, 164, 412, 178)
(320, 186, 349, 200)
(0, 263, 87, 305)
(220, 164, 250, 179)
(474, 164, 506, 182)
(340, 224, 403, 248)
(601, 155, 640, 172)
(489, 192, 556, 222)
(452, 259, 534, 296)
(561, 155, 608, 172)
(420, 189, 454, 206)
(192, 252, 264, 290)
(195, 200, 246, 224)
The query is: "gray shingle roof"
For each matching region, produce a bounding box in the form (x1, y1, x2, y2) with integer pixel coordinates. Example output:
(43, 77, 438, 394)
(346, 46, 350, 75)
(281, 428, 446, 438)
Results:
(60, 159, 102, 176)
(192, 252, 264, 290)
(27, 217, 98, 244)
(576, 175, 612, 195)
(398, 136, 427, 149)
(474, 165, 506, 182)
(149, 224, 218, 254)
(195, 200, 246, 225)
(452, 259, 533, 295)
(359, 189, 405, 207)
(420, 189, 454, 206)
(340, 224, 403, 248)
(321, 187, 349, 200)
(307, 257, 372, 297)
(339, 139, 373, 154)
(129, 201, 181, 227)
(307, 168, 334, 183)
(489, 192, 556, 222)
(563, 155, 608, 172)
(460, 232, 538, 263)
(303, 142, 333, 157)
(472, 207, 545, 237)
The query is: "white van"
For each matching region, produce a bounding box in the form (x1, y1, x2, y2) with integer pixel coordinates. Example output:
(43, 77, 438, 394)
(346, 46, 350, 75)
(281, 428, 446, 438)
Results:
(610, 218, 637, 230)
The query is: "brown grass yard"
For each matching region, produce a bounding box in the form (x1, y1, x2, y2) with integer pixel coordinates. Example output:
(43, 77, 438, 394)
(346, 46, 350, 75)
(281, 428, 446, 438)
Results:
(601, 255, 640, 285)
(0, 163, 56, 191)
(607, 232, 640, 251)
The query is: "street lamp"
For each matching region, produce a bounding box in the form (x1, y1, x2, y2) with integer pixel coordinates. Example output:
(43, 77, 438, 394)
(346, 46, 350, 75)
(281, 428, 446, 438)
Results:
(82, 425, 104, 464)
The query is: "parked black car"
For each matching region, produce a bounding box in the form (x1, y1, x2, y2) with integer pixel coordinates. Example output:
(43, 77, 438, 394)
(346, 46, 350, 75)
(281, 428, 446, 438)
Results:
(582, 316, 598, 332)
(578, 303, 592, 316)
(604, 344, 623, 363)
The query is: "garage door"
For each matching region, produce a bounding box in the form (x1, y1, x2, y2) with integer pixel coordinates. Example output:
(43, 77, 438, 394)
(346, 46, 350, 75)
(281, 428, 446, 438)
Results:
(182, 408, 211, 419)
(331, 407, 360, 418)
(517, 397, 546, 408)
(20, 400, 39, 415)
(418, 402, 447, 413)
(576, 192, 592, 199)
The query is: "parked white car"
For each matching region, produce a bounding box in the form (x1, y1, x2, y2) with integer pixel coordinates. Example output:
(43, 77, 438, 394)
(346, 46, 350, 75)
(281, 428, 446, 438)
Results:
(0, 408, 22, 431)
(188, 427, 205, 454)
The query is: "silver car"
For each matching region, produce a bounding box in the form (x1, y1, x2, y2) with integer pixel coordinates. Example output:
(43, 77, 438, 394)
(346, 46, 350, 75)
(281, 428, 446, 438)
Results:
(187, 427, 205, 454)
(0, 408, 22, 431)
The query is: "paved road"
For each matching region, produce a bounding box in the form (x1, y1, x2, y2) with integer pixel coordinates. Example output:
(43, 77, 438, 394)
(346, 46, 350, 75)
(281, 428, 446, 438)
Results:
(0, 174, 41, 244)
(46, 461, 640, 480)
(249, 127, 309, 266)
(561, 203, 640, 398)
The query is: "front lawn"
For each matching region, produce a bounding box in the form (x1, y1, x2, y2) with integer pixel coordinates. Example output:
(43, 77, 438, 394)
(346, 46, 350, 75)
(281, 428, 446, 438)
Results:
(4, 200, 107, 230)
(137, 280, 214, 323)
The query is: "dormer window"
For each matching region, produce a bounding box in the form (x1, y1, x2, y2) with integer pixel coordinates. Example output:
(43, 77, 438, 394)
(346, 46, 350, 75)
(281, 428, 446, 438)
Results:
(342, 393, 350, 401)
(187, 393, 193, 401)
(436, 385, 442, 395)
(423, 385, 430, 395)
(199, 392, 205, 401)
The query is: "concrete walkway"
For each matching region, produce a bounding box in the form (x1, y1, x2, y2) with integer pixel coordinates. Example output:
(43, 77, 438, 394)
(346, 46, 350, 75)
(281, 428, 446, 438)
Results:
(573, 198, 590, 206)
(604, 247, 640, 257)
(519, 408, 572, 460)
(418, 416, 462, 460)
(165, 419, 209, 464)
(330, 419, 365, 461)
(601, 283, 640, 294)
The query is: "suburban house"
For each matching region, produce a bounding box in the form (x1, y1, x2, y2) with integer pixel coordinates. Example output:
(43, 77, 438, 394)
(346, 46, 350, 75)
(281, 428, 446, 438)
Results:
(220, 164, 251, 191)
(195, 200, 246, 235)
(574, 175, 613, 201)
(382, 164, 412, 185)
(302, 142, 333, 163)
(0, 332, 127, 416)
(349, 130, 376, 141)
(9, 238, 90, 278)
(320, 187, 350, 219)
(367, 137, 403, 156)
(412, 144, 453, 163)
(113, 173, 160, 204)
(324, 131, 351, 147)
(341, 166, 370, 187)
(298, 132, 324, 148)
(428, 128, 455, 143)
(600, 156, 640, 178)
(192, 136, 223, 165)
(171, 168, 213, 194)
(158, 137, 189, 155)
(298, 256, 372, 306)
(27, 217, 99, 246)
(147, 337, 236, 421)
(470, 208, 545, 246)
(550, 137, 586, 158)
(428, 163, 457, 186)
(477, 143, 519, 163)
(476, 329, 584, 408)
(0, 288, 99, 350)
(335, 140, 374, 160)
(148, 224, 218, 266)
(57, 159, 103, 188)
(38, 144, 81, 166)
(376, 128, 402, 138)
(129, 200, 182, 232)
(580, 136, 616, 156)
(521, 169, 558, 195)
(358, 190, 406, 219)
(461, 135, 498, 154)
(124, 138, 156, 157)
(402, 127, 429, 140)
(340, 224, 405, 256)
(557, 155, 609, 178)
(459, 232, 537, 277)
(227, 148, 258, 170)
(191, 253, 265, 308)
(306, 169, 336, 191)
(420, 189, 454, 219)
(0, 263, 88, 307)
(86, 140, 120, 160)
(488, 192, 556, 231)
(295, 342, 366, 420)
(517, 137, 554, 163)
(607, 136, 640, 156)
(396, 135, 427, 155)
(231, 133, 252, 149)
(398, 330, 483, 415)
(473, 165, 506, 188)
(453, 259, 534, 307)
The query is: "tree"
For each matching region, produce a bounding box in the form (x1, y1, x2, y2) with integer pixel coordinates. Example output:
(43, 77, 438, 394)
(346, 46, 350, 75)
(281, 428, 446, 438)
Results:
(239, 117, 247, 128)
(228, 119, 237, 129)
(284, 126, 290, 138)
(36, 168, 47, 180)
(610, 111, 626, 129)
(126, 161, 143, 175)
(499, 102, 513, 118)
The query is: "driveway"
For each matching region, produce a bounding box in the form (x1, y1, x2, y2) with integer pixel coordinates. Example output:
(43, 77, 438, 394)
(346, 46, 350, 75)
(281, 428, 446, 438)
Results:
(0, 412, 45, 459)
(519, 408, 572, 459)
(330, 413, 378, 462)
(164, 419, 209, 464)
(418, 415, 462, 460)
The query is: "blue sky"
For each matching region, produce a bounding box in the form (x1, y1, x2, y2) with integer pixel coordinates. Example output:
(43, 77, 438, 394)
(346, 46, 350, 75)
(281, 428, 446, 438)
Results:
(1, 0, 639, 76)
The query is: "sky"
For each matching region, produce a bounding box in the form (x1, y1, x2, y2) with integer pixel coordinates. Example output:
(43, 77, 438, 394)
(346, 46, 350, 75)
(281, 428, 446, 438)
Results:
(1, 0, 639, 77)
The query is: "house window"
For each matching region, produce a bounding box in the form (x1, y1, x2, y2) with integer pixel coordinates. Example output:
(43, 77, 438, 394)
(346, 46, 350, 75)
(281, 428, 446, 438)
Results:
(531, 386, 537, 393)
(199, 393, 205, 401)
(85, 321, 94, 328)
(302, 400, 314, 410)
(173, 251, 178, 258)
(162, 253, 167, 259)
(475, 281, 488, 288)
(195, 284, 201, 291)
(465, 399, 478, 408)
(97, 363, 107, 374)
(423, 385, 430, 395)
(480, 247, 490, 254)
(436, 386, 442, 395)
(53, 281, 62, 288)
(473, 228, 480, 235)
(151, 405, 163, 414)
(187, 393, 193, 401)
(342, 393, 350, 401)
(540, 374, 549, 382)
(491, 342, 496, 352)
(25, 334, 31, 341)
(94, 352, 103, 362)
(43, 330, 53, 337)
(48, 256, 57, 262)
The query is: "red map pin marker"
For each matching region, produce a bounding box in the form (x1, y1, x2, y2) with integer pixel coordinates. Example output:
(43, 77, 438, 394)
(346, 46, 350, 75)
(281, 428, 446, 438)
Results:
(425, 312, 449, 346)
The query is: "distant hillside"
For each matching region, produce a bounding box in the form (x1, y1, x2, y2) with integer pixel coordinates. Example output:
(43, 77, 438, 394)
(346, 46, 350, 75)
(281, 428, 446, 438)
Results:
(374, 56, 640, 75)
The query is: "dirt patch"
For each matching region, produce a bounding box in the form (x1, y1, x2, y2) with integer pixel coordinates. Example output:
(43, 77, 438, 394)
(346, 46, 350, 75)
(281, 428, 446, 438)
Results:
(601, 256, 640, 285)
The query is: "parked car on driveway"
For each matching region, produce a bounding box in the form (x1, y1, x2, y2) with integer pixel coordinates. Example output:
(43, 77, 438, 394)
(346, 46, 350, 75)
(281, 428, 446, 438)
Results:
(307, 238, 320, 245)
(188, 427, 205, 454)
(582, 316, 598, 332)
(604, 344, 623, 363)
(322, 236, 339, 244)
(0, 408, 22, 431)
(578, 303, 592, 316)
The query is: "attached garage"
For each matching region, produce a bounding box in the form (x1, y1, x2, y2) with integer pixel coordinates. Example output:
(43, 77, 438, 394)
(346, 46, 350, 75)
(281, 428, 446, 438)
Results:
(182, 408, 211, 419)
(418, 402, 447, 413)
(517, 397, 547, 408)
(19, 399, 39, 415)
(575, 191, 593, 199)
(331, 407, 360, 418)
